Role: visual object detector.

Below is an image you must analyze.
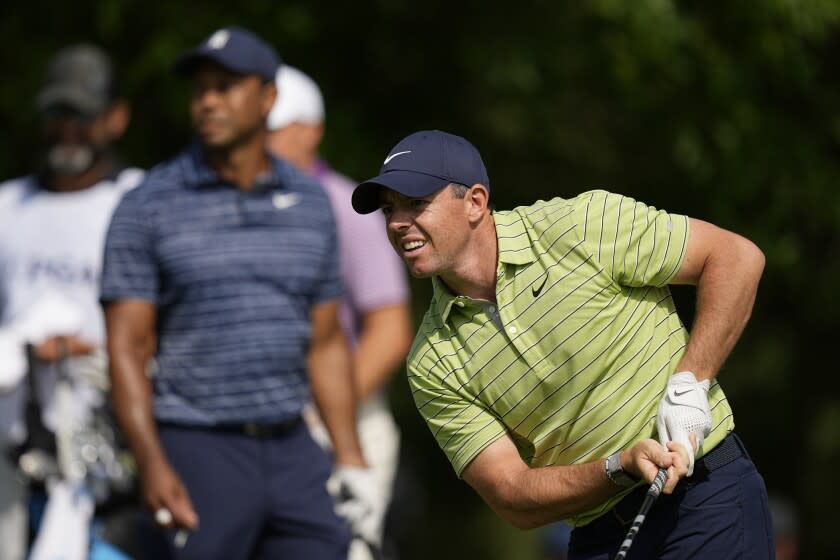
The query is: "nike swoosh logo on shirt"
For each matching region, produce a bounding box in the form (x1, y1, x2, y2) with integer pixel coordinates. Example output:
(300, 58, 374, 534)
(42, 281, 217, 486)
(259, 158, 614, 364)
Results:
(272, 193, 301, 210)
(383, 151, 412, 165)
(532, 275, 548, 297)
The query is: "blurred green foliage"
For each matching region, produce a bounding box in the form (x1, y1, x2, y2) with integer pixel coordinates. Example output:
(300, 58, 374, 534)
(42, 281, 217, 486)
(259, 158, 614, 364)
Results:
(2, 0, 838, 556)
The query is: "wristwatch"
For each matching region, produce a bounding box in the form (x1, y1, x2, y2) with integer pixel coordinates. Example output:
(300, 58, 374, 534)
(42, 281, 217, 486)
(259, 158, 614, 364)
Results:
(605, 451, 638, 487)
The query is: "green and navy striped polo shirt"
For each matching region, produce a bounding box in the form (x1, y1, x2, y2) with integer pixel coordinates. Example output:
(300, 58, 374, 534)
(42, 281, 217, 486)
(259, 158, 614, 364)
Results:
(407, 190, 734, 526)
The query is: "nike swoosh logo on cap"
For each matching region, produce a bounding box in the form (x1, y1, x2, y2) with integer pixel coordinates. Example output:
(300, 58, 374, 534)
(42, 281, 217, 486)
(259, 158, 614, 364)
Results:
(383, 151, 412, 165)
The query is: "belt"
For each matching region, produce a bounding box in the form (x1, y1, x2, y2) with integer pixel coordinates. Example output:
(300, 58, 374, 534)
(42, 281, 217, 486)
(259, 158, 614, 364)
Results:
(608, 432, 747, 527)
(211, 417, 303, 438)
(691, 431, 747, 478)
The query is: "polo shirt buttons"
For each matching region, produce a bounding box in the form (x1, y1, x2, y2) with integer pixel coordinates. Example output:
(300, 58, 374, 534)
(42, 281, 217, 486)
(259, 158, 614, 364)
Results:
(508, 326, 518, 335)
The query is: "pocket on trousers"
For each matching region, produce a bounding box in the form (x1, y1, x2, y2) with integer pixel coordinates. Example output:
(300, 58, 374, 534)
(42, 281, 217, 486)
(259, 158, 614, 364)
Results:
(668, 473, 745, 558)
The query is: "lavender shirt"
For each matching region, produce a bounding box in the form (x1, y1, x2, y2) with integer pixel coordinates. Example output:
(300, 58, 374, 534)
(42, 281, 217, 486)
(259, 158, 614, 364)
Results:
(312, 161, 409, 344)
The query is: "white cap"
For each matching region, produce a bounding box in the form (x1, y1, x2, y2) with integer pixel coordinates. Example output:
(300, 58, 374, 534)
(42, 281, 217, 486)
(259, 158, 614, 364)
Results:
(266, 65, 324, 130)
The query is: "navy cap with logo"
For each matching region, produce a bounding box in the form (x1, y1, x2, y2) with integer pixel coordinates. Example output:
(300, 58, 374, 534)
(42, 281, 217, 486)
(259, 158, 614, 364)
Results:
(37, 44, 115, 118)
(174, 27, 280, 81)
(352, 130, 490, 214)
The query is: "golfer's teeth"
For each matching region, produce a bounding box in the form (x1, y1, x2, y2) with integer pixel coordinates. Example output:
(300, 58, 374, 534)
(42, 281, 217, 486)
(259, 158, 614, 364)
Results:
(404, 240, 425, 251)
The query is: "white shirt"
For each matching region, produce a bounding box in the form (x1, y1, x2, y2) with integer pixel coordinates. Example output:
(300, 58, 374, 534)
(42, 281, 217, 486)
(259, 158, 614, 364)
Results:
(0, 168, 143, 443)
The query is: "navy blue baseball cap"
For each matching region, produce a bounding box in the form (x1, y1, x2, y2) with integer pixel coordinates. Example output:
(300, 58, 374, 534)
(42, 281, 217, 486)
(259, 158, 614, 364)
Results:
(352, 130, 490, 214)
(174, 27, 280, 81)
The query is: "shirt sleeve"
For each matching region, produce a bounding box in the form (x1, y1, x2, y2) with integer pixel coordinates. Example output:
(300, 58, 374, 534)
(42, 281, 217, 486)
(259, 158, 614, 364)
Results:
(309, 202, 344, 306)
(408, 358, 508, 477)
(99, 191, 160, 305)
(574, 190, 689, 288)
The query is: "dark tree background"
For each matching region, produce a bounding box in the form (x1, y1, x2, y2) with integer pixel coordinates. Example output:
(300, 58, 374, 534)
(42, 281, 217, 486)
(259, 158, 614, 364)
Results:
(3, 1, 839, 557)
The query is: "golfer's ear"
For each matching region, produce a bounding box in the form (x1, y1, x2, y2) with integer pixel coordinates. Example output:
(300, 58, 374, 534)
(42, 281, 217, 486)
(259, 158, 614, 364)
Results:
(103, 100, 130, 140)
(466, 183, 490, 223)
(261, 81, 277, 118)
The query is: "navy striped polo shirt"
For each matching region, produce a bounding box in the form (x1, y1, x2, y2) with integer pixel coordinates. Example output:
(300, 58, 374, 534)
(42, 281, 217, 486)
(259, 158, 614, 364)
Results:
(100, 144, 343, 425)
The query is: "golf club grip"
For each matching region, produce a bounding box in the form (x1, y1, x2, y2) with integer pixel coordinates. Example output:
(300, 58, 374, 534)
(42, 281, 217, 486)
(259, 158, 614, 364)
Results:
(613, 468, 668, 560)
(647, 466, 668, 498)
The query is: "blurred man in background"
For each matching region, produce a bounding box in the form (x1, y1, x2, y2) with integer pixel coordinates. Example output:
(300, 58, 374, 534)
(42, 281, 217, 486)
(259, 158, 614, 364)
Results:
(265, 65, 413, 560)
(0, 44, 143, 560)
(101, 27, 376, 559)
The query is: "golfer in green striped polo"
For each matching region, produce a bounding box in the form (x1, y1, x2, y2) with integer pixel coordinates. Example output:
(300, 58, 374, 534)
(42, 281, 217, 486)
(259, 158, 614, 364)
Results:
(351, 130, 773, 558)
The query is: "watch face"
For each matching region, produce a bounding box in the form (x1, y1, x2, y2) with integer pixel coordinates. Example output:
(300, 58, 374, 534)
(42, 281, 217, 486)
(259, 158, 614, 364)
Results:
(607, 453, 635, 487)
(608, 453, 622, 474)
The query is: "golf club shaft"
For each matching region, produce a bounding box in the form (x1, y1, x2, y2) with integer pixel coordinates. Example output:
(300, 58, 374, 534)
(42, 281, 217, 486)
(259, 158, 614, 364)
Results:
(613, 467, 668, 560)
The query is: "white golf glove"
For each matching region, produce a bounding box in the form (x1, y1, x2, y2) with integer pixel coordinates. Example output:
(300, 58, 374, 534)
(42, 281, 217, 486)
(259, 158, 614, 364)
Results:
(656, 371, 711, 476)
(331, 466, 383, 548)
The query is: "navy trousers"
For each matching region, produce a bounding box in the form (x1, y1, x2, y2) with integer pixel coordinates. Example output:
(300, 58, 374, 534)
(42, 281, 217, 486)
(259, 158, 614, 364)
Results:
(569, 434, 775, 559)
(155, 420, 350, 560)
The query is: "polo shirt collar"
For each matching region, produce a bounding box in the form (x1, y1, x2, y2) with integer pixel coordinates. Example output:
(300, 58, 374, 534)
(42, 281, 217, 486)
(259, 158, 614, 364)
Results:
(430, 276, 459, 326)
(494, 209, 537, 266)
(180, 142, 294, 190)
(430, 210, 536, 325)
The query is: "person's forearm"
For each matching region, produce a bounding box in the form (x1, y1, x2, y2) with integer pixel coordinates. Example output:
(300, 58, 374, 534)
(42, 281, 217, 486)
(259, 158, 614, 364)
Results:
(108, 342, 167, 473)
(353, 304, 413, 401)
(491, 459, 619, 529)
(676, 236, 765, 381)
(466, 437, 686, 530)
(308, 331, 366, 466)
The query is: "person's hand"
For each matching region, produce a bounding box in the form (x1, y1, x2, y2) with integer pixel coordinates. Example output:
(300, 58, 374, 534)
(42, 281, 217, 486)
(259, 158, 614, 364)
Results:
(32, 335, 94, 362)
(140, 458, 199, 531)
(622, 437, 694, 494)
(656, 371, 711, 476)
(332, 465, 383, 547)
